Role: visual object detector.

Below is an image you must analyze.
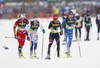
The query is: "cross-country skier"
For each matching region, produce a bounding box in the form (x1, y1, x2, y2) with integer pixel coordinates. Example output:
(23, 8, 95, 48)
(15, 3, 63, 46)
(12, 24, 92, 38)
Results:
(60, 11, 78, 58)
(26, 17, 45, 59)
(75, 13, 83, 40)
(13, 13, 29, 59)
(96, 10, 100, 40)
(45, 15, 61, 59)
(84, 11, 92, 41)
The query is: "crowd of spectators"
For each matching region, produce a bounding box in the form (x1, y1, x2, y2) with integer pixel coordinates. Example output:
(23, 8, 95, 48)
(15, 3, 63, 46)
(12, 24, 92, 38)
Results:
(0, 1, 100, 19)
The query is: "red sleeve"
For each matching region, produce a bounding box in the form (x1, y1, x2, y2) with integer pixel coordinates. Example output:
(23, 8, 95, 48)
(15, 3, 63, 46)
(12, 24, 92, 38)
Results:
(13, 20, 18, 29)
(26, 19, 29, 25)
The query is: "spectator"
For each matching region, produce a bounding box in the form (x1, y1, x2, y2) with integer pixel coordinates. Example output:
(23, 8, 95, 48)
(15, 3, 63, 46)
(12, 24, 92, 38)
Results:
(80, 5, 86, 17)
(62, 4, 70, 14)
(95, 4, 100, 15)
(86, 5, 92, 13)
(0, 8, 3, 19)
(71, 6, 77, 14)
(53, 6, 60, 15)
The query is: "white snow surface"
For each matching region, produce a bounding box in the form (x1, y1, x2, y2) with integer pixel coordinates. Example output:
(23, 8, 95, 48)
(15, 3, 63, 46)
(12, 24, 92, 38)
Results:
(0, 17, 100, 68)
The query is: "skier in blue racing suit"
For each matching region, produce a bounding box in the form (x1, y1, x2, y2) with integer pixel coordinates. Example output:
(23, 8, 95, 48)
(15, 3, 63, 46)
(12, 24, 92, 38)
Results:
(60, 11, 77, 58)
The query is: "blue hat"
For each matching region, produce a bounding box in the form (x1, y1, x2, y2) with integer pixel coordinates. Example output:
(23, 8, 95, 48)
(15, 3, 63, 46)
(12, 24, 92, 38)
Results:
(69, 11, 73, 15)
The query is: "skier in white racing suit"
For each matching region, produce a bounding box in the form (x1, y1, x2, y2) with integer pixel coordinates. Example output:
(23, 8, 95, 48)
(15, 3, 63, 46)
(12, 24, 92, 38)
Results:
(26, 17, 45, 59)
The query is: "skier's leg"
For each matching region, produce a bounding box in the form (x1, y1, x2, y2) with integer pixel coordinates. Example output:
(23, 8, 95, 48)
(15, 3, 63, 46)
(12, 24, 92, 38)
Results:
(17, 30, 25, 56)
(47, 33, 54, 57)
(75, 27, 77, 39)
(87, 26, 90, 40)
(55, 33, 60, 57)
(65, 34, 69, 53)
(79, 28, 81, 40)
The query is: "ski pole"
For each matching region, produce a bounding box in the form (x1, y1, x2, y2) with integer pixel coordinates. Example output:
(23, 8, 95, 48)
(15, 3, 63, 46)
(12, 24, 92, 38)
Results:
(5, 36, 26, 40)
(52, 38, 60, 49)
(52, 38, 60, 57)
(41, 33, 44, 59)
(77, 37, 81, 57)
(76, 26, 81, 57)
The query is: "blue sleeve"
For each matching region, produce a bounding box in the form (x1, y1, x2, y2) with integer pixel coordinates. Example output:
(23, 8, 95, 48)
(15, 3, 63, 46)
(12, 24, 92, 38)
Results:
(25, 30, 28, 36)
(61, 19, 66, 29)
(74, 18, 76, 22)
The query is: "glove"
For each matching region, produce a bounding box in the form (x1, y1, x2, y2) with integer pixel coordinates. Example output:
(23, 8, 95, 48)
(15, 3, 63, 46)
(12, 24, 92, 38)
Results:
(60, 30, 63, 36)
(91, 24, 92, 26)
(14, 34, 17, 39)
(76, 22, 78, 25)
(42, 29, 45, 33)
(27, 36, 30, 41)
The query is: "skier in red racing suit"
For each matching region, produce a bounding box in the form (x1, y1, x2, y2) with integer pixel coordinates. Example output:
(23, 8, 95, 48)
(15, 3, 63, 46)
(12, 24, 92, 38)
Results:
(13, 13, 29, 58)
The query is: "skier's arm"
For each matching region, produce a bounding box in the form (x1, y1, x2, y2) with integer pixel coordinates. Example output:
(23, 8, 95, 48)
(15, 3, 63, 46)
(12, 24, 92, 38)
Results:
(84, 16, 86, 23)
(25, 25, 30, 36)
(61, 19, 66, 29)
(26, 19, 29, 25)
(25, 30, 28, 37)
(48, 21, 53, 29)
(60, 19, 66, 35)
(13, 20, 18, 38)
(90, 17, 92, 26)
(25, 28, 30, 41)
(25, 19, 29, 36)
(75, 19, 80, 28)
(80, 19, 83, 28)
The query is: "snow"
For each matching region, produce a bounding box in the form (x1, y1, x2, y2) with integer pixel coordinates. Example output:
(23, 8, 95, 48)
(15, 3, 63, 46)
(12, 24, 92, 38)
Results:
(0, 17, 100, 68)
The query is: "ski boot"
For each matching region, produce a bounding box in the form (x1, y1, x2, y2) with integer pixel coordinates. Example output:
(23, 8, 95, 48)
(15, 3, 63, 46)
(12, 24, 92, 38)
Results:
(45, 54, 51, 59)
(97, 37, 99, 40)
(68, 50, 72, 58)
(65, 52, 72, 58)
(18, 52, 26, 59)
(33, 50, 39, 59)
(30, 53, 33, 59)
(57, 51, 60, 58)
(17, 52, 21, 59)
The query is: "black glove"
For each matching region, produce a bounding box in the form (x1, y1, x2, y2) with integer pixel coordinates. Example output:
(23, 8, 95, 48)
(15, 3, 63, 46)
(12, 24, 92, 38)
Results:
(42, 29, 45, 33)
(76, 22, 78, 25)
(60, 30, 63, 36)
(27, 36, 30, 41)
(91, 24, 92, 26)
